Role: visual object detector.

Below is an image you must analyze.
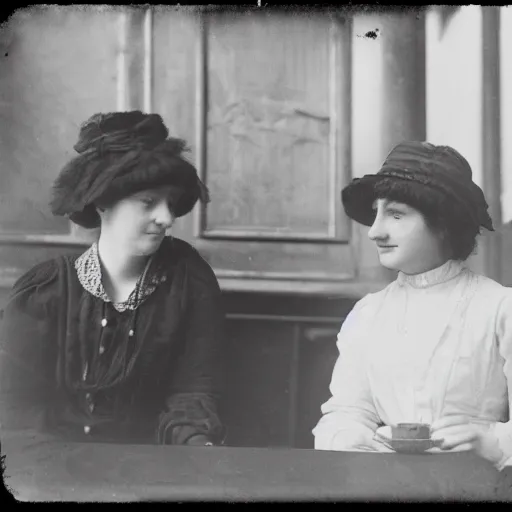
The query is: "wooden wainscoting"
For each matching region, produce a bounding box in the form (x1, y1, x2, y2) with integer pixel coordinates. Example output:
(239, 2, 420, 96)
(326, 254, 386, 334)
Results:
(220, 292, 354, 448)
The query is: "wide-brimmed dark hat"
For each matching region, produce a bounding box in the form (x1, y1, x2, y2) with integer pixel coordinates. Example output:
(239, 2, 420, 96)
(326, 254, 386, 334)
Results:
(50, 111, 209, 228)
(341, 141, 494, 231)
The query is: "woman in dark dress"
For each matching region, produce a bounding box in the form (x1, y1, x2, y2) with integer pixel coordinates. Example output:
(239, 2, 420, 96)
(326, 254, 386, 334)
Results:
(0, 111, 225, 447)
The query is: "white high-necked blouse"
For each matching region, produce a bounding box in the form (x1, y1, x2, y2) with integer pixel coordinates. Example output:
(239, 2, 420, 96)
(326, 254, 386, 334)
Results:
(313, 259, 512, 467)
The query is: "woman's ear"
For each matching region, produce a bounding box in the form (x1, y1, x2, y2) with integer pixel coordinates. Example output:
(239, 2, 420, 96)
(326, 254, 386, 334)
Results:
(95, 205, 106, 218)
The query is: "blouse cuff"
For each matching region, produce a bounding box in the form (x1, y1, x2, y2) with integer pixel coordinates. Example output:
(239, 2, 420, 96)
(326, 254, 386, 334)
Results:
(156, 393, 224, 445)
(332, 426, 376, 451)
(167, 425, 208, 445)
(314, 420, 375, 451)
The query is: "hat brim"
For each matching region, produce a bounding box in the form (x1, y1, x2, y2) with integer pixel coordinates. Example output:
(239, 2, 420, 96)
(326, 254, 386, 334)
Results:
(341, 172, 495, 232)
(341, 174, 381, 227)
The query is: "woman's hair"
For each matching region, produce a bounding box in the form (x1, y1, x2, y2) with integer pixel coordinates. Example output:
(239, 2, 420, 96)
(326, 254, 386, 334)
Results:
(50, 111, 209, 229)
(373, 177, 480, 261)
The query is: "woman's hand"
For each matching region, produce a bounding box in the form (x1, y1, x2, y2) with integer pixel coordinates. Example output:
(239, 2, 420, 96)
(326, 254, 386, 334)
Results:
(358, 438, 395, 452)
(430, 416, 504, 464)
(330, 429, 394, 452)
(185, 434, 213, 446)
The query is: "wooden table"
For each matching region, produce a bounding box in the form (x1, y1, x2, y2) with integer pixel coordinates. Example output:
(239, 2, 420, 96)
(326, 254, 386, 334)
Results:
(2, 431, 511, 502)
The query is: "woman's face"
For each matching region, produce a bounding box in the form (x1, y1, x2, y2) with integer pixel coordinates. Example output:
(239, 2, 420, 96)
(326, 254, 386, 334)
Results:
(98, 185, 182, 256)
(368, 198, 448, 274)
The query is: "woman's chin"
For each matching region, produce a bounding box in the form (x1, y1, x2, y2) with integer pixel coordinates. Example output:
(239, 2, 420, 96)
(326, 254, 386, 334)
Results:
(378, 254, 402, 272)
(136, 238, 164, 256)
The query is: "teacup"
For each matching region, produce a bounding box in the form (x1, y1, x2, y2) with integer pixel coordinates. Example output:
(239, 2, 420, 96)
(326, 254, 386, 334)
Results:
(391, 422, 431, 440)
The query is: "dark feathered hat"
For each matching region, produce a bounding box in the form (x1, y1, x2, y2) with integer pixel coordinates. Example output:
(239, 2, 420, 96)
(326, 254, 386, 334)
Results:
(341, 141, 494, 231)
(50, 110, 209, 228)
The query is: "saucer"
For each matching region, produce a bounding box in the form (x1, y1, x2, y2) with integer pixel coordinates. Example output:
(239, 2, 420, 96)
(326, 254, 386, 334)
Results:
(385, 438, 438, 453)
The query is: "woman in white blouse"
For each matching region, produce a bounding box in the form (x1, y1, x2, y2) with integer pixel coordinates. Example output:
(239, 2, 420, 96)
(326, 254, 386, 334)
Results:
(313, 141, 512, 470)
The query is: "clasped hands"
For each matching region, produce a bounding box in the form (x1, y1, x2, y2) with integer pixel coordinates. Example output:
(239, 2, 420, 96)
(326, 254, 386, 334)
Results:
(430, 415, 505, 465)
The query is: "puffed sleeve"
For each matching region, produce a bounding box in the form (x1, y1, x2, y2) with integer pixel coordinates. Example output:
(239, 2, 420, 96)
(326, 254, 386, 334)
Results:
(313, 294, 381, 451)
(156, 251, 226, 446)
(0, 259, 59, 431)
(490, 291, 512, 469)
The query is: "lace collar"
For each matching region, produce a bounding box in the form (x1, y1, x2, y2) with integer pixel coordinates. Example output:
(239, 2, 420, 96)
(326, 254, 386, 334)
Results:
(74, 242, 166, 312)
(396, 259, 466, 289)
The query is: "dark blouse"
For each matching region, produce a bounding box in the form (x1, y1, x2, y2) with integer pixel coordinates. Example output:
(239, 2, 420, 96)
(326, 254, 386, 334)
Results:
(0, 237, 226, 445)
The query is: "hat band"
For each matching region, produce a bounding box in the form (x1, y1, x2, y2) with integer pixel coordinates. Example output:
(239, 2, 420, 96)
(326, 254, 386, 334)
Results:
(376, 167, 493, 231)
